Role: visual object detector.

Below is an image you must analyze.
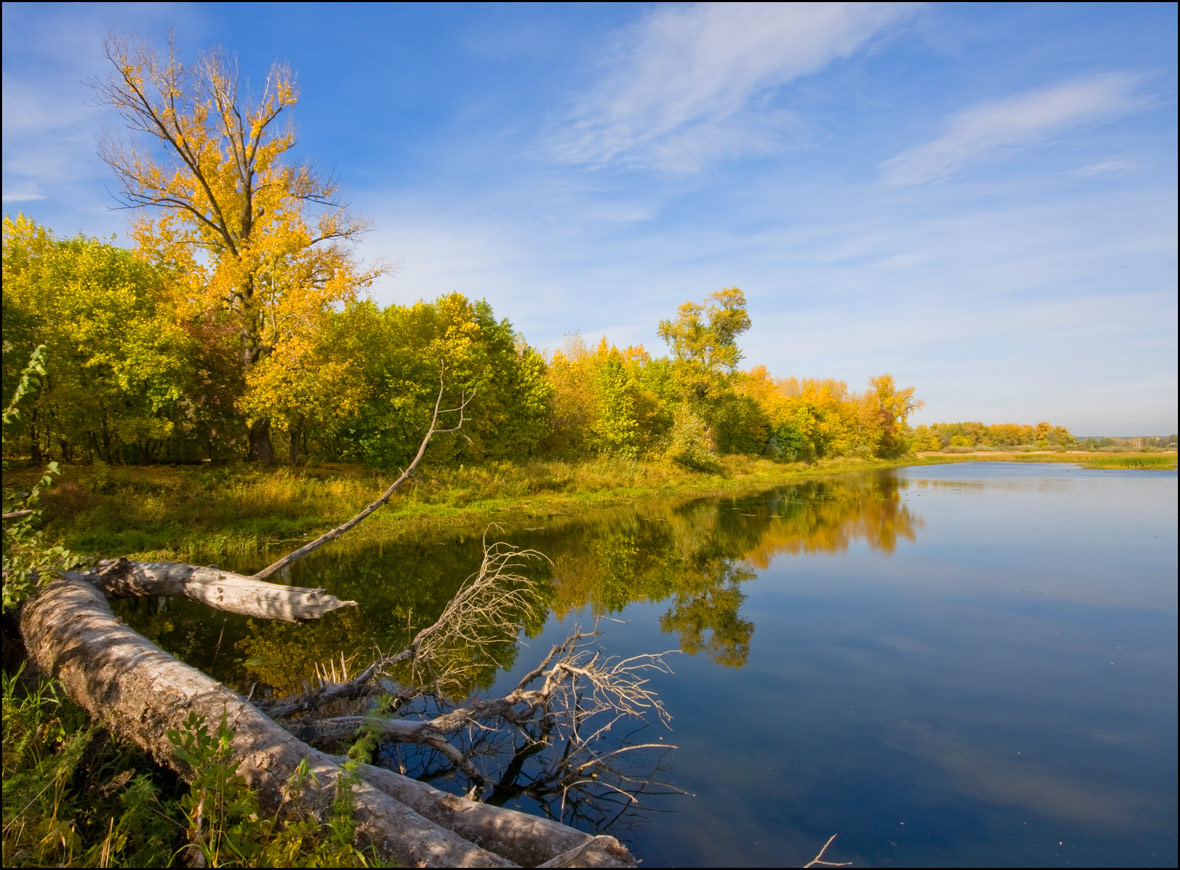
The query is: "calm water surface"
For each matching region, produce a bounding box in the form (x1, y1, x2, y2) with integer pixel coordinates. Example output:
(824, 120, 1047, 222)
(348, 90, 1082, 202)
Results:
(120, 463, 1178, 867)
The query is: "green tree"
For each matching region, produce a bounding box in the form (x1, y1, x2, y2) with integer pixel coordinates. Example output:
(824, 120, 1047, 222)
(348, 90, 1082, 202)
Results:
(327, 295, 550, 468)
(2, 215, 196, 463)
(591, 353, 639, 459)
(658, 287, 751, 399)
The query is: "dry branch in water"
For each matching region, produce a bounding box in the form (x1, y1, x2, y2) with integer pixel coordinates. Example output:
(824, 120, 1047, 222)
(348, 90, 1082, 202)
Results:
(252, 371, 471, 582)
(805, 834, 852, 868)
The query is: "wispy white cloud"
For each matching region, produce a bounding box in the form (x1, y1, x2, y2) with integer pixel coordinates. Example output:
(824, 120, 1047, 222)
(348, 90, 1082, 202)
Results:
(880, 73, 1149, 186)
(1, 189, 45, 203)
(553, 2, 918, 172)
(1062, 159, 1135, 178)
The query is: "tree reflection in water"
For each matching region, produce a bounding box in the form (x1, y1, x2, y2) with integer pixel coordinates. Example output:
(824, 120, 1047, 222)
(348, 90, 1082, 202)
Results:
(542, 473, 922, 668)
(112, 471, 922, 836)
(117, 472, 922, 693)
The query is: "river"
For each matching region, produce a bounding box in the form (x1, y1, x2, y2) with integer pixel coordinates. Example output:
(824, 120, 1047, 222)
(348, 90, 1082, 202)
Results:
(117, 462, 1178, 867)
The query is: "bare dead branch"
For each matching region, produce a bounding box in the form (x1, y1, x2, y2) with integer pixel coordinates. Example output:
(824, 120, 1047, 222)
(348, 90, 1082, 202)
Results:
(264, 527, 544, 719)
(252, 366, 472, 582)
(805, 834, 852, 868)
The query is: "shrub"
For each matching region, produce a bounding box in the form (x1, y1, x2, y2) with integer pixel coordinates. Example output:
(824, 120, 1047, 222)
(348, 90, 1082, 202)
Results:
(665, 406, 720, 472)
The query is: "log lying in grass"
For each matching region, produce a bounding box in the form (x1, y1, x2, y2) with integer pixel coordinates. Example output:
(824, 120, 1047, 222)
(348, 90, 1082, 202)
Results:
(20, 571, 637, 868)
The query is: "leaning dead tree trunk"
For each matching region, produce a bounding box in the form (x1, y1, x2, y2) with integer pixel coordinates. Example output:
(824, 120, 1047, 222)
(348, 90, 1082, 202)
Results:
(14, 373, 653, 868)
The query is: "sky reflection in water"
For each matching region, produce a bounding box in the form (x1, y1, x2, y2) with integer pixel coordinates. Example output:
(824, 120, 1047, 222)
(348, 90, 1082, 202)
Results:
(116, 463, 1177, 867)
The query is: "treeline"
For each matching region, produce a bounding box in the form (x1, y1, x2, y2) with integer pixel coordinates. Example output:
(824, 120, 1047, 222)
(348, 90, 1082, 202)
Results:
(913, 421, 1077, 451)
(1077, 435, 1177, 450)
(3, 216, 922, 469)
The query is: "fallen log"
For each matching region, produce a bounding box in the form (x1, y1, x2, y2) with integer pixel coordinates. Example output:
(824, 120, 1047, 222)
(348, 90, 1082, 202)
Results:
(88, 558, 356, 622)
(19, 571, 638, 867)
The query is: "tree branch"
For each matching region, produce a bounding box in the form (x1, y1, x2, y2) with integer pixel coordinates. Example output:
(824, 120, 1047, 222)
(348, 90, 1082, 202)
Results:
(251, 366, 471, 582)
(805, 834, 851, 868)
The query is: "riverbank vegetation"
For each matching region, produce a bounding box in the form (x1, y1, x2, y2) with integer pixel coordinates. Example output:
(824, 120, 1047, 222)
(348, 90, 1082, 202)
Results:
(7, 448, 1171, 569)
(2, 454, 914, 564)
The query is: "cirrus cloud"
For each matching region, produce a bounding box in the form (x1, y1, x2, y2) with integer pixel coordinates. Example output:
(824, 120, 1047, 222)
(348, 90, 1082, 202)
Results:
(880, 73, 1150, 186)
(553, 2, 919, 172)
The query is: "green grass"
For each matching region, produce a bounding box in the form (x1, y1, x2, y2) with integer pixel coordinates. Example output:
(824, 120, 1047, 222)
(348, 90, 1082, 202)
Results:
(914, 450, 1177, 469)
(2, 666, 187, 867)
(5, 455, 909, 562)
(1083, 454, 1178, 469)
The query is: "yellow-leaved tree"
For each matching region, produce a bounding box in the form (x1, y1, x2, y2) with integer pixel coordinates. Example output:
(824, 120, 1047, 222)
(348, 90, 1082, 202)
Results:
(95, 35, 382, 462)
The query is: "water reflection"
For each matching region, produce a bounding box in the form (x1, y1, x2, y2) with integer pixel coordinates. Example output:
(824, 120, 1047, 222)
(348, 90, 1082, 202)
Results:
(116, 472, 923, 692)
(530, 474, 922, 669)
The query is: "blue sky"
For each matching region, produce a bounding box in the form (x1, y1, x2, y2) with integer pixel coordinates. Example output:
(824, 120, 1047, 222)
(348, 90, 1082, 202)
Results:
(2, 2, 1176, 435)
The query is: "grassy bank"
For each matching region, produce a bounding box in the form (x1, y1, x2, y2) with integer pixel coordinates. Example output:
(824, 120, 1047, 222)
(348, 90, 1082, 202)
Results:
(7, 455, 908, 563)
(1079, 454, 1178, 469)
(5, 451, 1174, 564)
(915, 450, 1177, 470)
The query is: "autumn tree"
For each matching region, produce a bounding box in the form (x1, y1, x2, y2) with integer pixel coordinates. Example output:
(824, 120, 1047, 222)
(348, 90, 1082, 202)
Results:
(658, 286, 751, 396)
(858, 374, 921, 458)
(95, 36, 380, 463)
(542, 336, 672, 460)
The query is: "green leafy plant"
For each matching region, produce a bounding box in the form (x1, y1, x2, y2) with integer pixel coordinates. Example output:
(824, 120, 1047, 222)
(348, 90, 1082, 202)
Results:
(2, 666, 185, 868)
(165, 712, 383, 867)
(2, 345, 83, 611)
(167, 711, 265, 867)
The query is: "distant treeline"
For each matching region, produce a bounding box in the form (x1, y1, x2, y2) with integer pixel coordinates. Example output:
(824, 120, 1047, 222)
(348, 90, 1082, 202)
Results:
(913, 422, 1178, 452)
(913, 421, 1076, 451)
(1076, 435, 1177, 450)
(5, 216, 916, 468)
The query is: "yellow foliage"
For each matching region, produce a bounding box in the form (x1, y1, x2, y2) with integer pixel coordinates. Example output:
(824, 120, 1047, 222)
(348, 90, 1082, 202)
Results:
(93, 37, 386, 459)
(97, 36, 381, 391)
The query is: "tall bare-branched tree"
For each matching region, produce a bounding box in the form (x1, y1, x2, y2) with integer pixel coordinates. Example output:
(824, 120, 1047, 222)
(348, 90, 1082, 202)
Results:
(95, 35, 382, 463)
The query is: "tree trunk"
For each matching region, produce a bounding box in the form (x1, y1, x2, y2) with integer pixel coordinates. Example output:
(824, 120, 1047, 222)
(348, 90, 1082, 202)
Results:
(289, 418, 304, 466)
(18, 573, 637, 868)
(249, 415, 274, 465)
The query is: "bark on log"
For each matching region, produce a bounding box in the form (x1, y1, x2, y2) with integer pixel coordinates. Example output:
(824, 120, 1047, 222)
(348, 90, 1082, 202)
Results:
(349, 764, 636, 868)
(85, 560, 356, 622)
(19, 574, 637, 868)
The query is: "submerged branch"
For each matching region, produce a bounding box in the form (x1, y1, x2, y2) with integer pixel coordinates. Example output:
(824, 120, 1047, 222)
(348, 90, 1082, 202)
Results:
(265, 529, 548, 719)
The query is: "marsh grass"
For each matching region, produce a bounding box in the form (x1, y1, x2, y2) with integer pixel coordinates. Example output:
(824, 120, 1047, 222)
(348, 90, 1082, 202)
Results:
(915, 450, 1177, 469)
(8, 455, 903, 562)
(1083, 454, 1177, 469)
